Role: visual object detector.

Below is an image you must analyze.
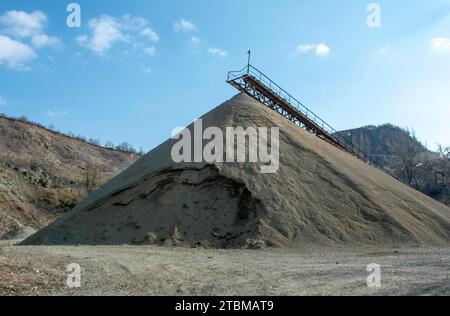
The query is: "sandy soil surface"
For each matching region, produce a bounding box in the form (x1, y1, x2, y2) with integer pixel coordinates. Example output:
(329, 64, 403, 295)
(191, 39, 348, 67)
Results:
(0, 244, 449, 296)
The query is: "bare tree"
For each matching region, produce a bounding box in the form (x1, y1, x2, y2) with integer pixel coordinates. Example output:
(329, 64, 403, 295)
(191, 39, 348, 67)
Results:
(394, 129, 425, 190)
(115, 142, 136, 153)
(88, 138, 100, 146)
(437, 144, 450, 204)
(105, 141, 114, 149)
(437, 145, 450, 160)
(83, 163, 100, 194)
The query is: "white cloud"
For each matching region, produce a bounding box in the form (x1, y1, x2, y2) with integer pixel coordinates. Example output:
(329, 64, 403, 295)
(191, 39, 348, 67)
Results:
(31, 34, 61, 48)
(76, 35, 88, 45)
(191, 36, 201, 44)
(143, 46, 156, 57)
(376, 47, 390, 55)
(121, 15, 147, 30)
(432, 37, 450, 51)
(0, 34, 37, 70)
(208, 47, 228, 58)
(0, 10, 47, 38)
(0, 96, 6, 106)
(78, 15, 126, 55)
(296, 44, 315, 53)
(0, 10, 61, 70)
(47, 110, 69, 117)
(174, 19, 196, 32)
(296, 43, 330, 56)
(77, 15, 160, 57)
(315, 43, 330, 56)
(140, 28, 159, 42)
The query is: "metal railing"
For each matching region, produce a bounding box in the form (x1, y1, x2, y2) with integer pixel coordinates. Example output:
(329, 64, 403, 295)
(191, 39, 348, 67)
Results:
(227, 64, 392, 175)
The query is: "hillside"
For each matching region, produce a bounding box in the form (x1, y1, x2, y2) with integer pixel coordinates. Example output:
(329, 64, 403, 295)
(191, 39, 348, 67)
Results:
(0, 115, 140, 237)
(338, 124, 429, 167)
(339, 124, 449, 205)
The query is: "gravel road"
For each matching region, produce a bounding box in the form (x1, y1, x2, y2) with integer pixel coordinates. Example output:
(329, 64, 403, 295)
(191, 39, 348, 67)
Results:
(1, 244, 449, 296)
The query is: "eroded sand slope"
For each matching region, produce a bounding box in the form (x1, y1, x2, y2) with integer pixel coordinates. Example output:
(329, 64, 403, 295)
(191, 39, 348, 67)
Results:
(22, 93, 450, 248)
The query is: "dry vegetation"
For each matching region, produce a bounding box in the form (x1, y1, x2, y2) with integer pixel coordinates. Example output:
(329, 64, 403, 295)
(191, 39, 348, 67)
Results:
(0, 115, 140, 237)
(342, 124, 450, 205)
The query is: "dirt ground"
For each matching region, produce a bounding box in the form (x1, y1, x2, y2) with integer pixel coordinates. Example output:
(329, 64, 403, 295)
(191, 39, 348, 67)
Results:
(0, 243, 449, 296)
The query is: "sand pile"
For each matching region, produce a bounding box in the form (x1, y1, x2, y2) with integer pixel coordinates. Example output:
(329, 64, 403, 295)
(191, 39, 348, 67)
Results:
(22, 93, 450, 248)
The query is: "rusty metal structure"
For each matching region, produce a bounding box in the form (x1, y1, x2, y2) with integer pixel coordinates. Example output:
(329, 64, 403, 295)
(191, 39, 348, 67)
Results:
(226, 59, 391, 175)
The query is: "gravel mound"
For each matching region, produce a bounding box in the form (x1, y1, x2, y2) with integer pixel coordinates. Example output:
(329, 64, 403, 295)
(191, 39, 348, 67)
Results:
(22, 93, 450, 248)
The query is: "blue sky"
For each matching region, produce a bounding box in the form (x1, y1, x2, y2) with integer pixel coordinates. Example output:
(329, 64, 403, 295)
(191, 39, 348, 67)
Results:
(0, 0, 450, 151)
